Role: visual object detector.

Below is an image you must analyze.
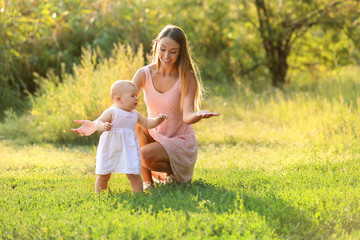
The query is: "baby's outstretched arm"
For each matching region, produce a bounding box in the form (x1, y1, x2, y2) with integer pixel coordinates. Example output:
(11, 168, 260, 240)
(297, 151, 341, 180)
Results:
(95, 121, 112, 132)
(94, 108, 113, 132)
(137, 113, 167, 129)
(71, 120, 96, 136)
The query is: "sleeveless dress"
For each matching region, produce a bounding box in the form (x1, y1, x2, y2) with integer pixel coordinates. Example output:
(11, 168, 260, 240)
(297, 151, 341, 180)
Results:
(143, 66, 198, 182)
(95, 106, 141, 175)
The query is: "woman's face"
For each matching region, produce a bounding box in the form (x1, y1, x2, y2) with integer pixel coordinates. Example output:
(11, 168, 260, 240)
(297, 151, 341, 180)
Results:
(158, 37, 180, 67)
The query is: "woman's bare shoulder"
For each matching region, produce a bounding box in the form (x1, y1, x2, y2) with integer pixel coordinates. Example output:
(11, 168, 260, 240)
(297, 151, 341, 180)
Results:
(147, 63, 157, 74)
(133, 64, 155, 78)
(133, 67, 147, 81)
(132, 68, 146, 90)
(134, 67, 145, 77)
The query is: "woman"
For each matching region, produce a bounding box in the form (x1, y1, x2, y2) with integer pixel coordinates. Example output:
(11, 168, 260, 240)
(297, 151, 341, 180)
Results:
(72, 25, 219, 188)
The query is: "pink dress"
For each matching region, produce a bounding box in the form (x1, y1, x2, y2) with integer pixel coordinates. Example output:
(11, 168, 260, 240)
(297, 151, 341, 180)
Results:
(142, 66, 198, 182)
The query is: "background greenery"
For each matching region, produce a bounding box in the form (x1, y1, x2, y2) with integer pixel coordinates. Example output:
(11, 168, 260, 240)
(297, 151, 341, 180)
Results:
(0, 0, 359, 115)
(0, 0, 359, 239)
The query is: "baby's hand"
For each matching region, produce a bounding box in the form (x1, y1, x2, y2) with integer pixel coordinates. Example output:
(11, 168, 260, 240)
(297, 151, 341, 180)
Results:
(103, 122, 113, 131)
(157, 114, 167, 120)
(157, 114, 167, 123)
(71, 120, 96, 136)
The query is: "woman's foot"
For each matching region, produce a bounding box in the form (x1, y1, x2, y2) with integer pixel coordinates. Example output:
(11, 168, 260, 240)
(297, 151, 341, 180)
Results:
(152, 171, 176, 184)
(152, 171, 167, 183)
(143, 181, 154, 191)
(165, 174, 176, 183)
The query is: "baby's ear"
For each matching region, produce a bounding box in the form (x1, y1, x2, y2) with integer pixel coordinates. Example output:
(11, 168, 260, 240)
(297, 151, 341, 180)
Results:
(115, 96, 121, 102)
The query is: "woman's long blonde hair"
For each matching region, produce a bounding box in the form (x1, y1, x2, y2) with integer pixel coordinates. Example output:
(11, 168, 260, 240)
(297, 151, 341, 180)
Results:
(151, 25, 204, 111)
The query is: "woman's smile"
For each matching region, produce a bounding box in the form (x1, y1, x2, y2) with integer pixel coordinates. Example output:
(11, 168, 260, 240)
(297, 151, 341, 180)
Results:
(161, 58, 172, 63)
(158, 37, 180, 65)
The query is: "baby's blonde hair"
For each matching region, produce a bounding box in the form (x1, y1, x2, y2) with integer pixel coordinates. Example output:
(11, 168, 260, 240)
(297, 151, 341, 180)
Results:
(110, 80, 137, 101)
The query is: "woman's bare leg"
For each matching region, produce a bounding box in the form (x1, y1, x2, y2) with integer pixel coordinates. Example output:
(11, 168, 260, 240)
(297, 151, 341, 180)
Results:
(141, 142, 172, 173)
(136, 126, 154, 183)
(126, 174, 143, 192)
(136, 126, 173, 183)
(95, 173, 111, 194)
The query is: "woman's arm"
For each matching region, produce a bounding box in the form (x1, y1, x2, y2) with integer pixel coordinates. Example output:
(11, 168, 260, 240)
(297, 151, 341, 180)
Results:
(182, 73, 219, 125)
(132, 68, 146, 96)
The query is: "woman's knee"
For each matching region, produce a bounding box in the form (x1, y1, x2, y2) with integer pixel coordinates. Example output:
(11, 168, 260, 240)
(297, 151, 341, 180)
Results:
(141, 145, 154, 167)
(141, 145, 151, 158)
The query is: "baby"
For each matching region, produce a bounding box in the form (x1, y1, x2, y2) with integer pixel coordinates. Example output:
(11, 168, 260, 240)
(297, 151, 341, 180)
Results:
(91, 80, 166, 193)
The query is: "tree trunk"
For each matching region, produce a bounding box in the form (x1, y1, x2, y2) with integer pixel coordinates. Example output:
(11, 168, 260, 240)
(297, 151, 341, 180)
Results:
(268, 47, 288, 87)
(255, 0, 290, 87)
(254, 0, 350, 87)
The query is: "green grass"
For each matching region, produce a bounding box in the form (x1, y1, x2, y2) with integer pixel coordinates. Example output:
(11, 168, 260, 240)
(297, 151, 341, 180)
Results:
(0, 137, 359, 239)
(1, 68, 360, 238)
(0, 45, 360, 238)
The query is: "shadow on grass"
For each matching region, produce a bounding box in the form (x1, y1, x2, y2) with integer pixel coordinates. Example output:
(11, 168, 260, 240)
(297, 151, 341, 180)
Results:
(109, 179, 320, 239)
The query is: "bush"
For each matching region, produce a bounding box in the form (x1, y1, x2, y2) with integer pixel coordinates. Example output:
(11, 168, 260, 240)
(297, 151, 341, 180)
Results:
(1, 0, 359, 116)
(0, 44, 144, 144)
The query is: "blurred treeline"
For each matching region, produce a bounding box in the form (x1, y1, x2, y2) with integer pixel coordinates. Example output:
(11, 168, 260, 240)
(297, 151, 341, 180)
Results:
(0, 0, 359, 115)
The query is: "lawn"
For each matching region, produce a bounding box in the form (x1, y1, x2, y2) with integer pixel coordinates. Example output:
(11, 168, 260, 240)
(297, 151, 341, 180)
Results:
(1, 69, 360, 239)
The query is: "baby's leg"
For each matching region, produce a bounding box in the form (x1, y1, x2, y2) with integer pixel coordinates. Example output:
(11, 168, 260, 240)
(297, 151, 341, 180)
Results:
(95, 173, 111, 194)
(126, 174, 143, 192)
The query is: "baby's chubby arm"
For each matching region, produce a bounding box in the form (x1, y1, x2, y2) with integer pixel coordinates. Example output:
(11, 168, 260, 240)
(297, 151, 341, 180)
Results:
(137, 112, 167, 129)
(94, 108, 114, 132)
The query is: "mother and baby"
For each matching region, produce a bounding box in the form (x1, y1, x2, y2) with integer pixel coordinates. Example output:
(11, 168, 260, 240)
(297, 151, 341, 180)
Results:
(72, 25, 219, 193)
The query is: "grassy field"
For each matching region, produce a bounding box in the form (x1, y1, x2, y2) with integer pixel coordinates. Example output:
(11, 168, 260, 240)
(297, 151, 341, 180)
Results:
(0, 44, 359, 239)
(1, 66, 360, 239)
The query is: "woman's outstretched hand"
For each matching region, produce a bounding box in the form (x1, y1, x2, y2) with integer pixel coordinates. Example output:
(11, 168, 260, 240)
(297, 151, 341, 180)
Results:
(71, 120, 96, 136)
(196, 110, 220, 119)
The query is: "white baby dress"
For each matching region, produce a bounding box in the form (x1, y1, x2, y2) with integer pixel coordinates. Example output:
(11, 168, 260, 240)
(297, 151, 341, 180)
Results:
(95, 106, 141, 175)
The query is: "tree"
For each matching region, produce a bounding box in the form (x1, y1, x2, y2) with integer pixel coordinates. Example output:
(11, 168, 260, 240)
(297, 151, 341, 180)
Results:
(253, 0, 360, 87)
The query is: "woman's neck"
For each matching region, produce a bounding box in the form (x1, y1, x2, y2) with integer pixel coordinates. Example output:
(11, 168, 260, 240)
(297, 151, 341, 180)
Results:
(157, 64, 178, 77)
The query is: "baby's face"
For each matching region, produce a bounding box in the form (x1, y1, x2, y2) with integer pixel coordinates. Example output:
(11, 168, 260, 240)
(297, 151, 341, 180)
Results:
(120, 86, 138, 111)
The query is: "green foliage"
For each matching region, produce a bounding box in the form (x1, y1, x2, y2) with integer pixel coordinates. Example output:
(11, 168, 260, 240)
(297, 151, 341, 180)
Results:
(0, 44, 144, 144)
(0, 0, 96, 113)
(252, 0, 360, 86)
(1, 0, 359, 114)
(196, 66, 360, 152)
(289, 27, 358, 72)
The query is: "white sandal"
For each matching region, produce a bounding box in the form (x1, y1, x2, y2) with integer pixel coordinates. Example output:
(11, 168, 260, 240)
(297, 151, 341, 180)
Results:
(165, 174, 176, 183)
(152, 174, 176, 184)
(143, 181, 153, 190)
